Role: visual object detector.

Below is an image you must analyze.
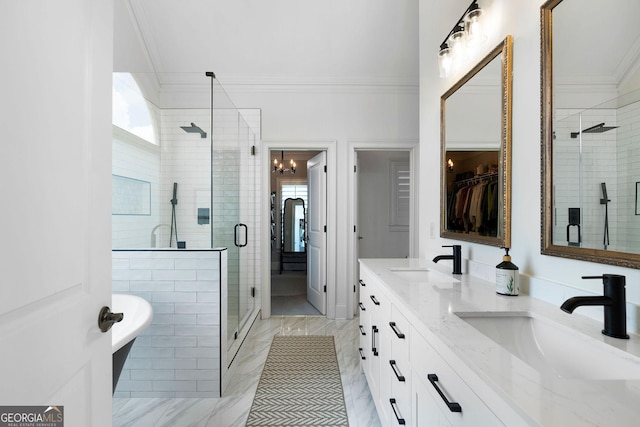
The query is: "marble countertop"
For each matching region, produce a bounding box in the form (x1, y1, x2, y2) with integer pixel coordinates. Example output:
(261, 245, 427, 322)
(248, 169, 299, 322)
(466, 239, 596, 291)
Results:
(360, 258, 640, 426)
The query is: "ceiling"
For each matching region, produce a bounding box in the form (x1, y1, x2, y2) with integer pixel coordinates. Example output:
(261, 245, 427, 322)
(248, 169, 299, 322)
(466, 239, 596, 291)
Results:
(115, 0, 640, 95)
(552, 0, 640, 89)
(114, 0, 419, 89)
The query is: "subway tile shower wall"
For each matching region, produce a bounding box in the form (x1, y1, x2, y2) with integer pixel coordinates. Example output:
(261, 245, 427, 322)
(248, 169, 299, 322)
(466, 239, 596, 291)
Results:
(553, 104, 640, 250)
(112, 107, 261, 251)
(112, 249, 225, 398)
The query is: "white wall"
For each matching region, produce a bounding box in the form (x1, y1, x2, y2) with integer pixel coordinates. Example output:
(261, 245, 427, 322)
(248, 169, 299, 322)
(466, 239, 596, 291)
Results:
(228, 86, 419, 319)
(419, 0, 640, 332)
(225, 81, 418, 318)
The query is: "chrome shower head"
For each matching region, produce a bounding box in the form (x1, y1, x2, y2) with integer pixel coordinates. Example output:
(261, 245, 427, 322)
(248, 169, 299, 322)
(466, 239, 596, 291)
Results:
(180, 122, 207, 139)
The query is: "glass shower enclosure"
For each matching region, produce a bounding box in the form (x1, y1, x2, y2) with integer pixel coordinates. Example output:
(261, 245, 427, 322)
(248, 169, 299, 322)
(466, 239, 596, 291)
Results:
(552, 89, 640, 252)
(112, 71, 259, 365)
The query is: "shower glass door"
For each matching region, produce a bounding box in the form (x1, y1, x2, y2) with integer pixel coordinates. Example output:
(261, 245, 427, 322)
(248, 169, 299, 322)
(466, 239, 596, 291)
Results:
(210, 79, 257, 359)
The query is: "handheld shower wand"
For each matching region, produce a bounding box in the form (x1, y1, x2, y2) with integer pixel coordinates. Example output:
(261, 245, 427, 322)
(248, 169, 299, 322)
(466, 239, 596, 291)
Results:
(600, 182, 610, 249)
(170, 183, 179, 247)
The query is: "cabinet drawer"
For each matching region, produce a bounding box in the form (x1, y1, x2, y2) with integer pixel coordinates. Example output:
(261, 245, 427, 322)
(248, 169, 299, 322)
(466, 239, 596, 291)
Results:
(358, 322, 367, 364)
(389, 304, 410, 361)
(411, 332, 504, 426)
(388, 357, 411, 426)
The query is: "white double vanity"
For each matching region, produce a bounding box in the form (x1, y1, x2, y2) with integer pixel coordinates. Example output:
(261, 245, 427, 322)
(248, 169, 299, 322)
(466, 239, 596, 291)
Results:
(359, 258, 640, 426)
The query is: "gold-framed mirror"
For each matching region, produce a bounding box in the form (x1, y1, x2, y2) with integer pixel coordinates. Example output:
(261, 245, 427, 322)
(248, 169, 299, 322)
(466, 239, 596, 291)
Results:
(541, 0, 640, 268)
(440, 35, 513, 248)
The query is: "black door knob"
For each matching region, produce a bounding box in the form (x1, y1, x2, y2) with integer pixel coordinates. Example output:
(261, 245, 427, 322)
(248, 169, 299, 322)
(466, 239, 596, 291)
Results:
(98, 306, 124, 332)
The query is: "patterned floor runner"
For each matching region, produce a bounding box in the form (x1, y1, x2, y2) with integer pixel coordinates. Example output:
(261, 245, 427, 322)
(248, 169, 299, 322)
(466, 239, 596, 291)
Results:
(246, 335, 349, 426)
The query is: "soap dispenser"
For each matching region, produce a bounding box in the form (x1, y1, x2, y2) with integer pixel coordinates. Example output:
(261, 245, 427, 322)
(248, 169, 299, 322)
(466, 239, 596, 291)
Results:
(496, 248, 519, 296)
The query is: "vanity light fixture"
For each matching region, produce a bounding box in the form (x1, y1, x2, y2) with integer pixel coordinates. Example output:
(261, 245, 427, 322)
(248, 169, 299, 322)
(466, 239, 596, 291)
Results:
(464, 1, 486, 47)
(438, 0, 487, 78)
(272, 150, 296, 174)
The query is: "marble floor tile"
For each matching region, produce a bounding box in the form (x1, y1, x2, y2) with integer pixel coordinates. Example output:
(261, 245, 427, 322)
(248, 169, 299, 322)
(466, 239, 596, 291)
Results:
(112, 316, 379, 427)
(271, 294, 323, 315)
(112, 398, 173, 427)
(154, 398, 219, 427)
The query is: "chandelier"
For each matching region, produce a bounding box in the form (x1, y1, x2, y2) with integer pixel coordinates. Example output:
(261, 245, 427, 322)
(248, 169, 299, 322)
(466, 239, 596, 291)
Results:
(272, 151, 296, 174)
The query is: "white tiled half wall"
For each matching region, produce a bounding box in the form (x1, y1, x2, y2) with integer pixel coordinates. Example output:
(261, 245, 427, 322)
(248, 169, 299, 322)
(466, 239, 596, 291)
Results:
(112, 249, 226, 398)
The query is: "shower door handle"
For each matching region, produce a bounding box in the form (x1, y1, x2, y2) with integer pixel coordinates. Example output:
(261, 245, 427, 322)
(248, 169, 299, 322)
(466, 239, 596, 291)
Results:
(234, 223, 248, 247)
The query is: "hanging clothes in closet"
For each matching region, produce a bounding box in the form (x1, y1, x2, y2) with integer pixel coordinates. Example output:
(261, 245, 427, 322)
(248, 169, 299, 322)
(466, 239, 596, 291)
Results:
(447, 173, 498, 237)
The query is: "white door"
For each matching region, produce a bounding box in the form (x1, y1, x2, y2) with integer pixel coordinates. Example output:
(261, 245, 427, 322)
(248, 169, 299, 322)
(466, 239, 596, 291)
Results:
(0, 2, 113, 426)
(307, 152, 327, 314)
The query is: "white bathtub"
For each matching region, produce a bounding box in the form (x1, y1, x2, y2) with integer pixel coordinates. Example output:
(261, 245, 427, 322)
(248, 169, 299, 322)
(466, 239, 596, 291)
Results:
(111, 293, 153, 353)
(110, 294, 153, 393)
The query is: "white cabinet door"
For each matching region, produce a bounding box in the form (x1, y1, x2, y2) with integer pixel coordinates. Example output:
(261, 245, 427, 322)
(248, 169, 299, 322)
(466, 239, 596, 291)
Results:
(0, 1, 113, 425)
(413, 371, 452, 427)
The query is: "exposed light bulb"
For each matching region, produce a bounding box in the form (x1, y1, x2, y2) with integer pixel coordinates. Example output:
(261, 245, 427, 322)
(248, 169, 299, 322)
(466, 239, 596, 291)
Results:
(438, 46, 453, 78)
(447, 158, 455, 171)
(465, 7, 486, 47)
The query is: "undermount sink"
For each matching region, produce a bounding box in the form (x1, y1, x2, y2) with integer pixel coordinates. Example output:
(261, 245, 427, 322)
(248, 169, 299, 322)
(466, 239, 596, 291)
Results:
(456, 311, 640, 380)
(388, 267, 459, 283)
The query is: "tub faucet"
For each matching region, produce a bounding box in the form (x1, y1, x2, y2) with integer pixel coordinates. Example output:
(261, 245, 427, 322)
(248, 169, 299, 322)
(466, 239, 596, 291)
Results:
(433, 245, 462, 275)
(560, 274, 629, 339)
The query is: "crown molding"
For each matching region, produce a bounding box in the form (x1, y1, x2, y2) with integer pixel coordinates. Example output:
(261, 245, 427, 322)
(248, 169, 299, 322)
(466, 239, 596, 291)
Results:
(615, 35, 640, 89)
(146, 77, 418, 109)
(554, 77, 618, 94)
(212, 75, 419, 95)
(150, 75, 418, 98)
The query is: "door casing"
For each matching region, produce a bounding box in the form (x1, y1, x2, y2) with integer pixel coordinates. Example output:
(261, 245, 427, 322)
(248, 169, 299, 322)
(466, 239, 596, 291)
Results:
(348, 141, 418, 317)
(261, 141, 337, 319)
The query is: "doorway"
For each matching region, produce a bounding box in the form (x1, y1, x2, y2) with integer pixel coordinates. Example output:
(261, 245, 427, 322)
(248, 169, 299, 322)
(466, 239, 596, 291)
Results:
(270, 150, 325, 315)
(357, 151, 411, 258)
(350, 148, 415, 315)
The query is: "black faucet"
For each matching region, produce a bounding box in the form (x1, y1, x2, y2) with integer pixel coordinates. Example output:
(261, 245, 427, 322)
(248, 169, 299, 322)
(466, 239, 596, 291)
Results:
(433, 245, 462, 275)
(560, 274, 629, 339)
